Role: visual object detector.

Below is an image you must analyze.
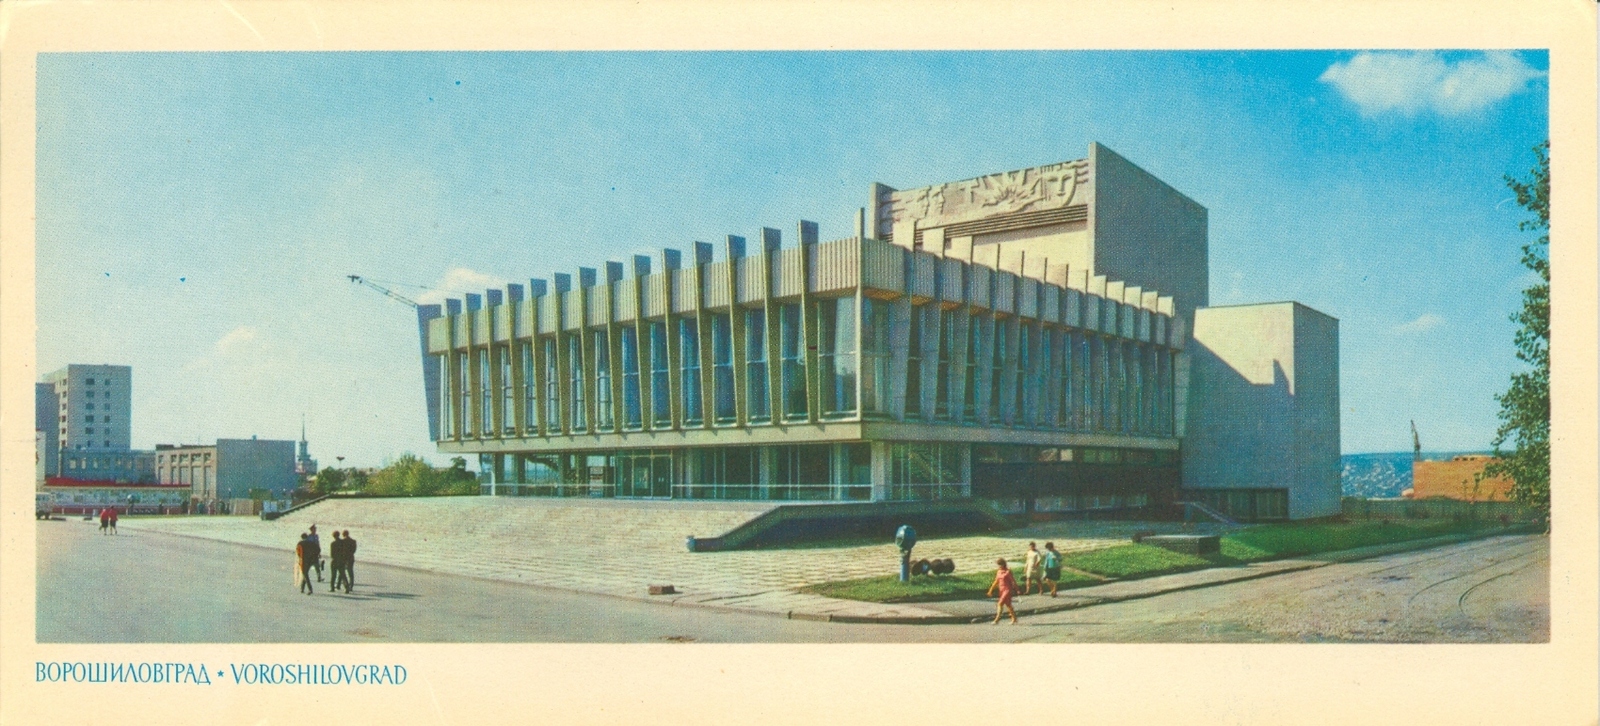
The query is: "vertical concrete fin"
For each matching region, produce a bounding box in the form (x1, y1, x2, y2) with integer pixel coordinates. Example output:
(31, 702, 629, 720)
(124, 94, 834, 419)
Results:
(798, 220, 819, 246)
(605, 261, 625, 284)
(725, 235, 747, 259)
(552, 273, 572, 293)
(694, 241, 714, 266)
(760, 227, 782, 252)
(506, 284, 525, 303)
(631, 255, 652, 279)
(445, 299, 463, 315)
(660, 248, 682, 271)
(485, 289, 504, 307)
(465, 293, 483, 311)
(577, 267, 598, 289)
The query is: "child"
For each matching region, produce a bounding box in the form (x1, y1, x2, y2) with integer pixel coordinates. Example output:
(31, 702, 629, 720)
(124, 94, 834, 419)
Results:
(987, 558, 1019, 624)
(1041, 542, 1062, 597)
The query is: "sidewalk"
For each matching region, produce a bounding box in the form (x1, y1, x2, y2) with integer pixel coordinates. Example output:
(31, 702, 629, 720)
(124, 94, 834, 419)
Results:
(114, 498, 1511, 625)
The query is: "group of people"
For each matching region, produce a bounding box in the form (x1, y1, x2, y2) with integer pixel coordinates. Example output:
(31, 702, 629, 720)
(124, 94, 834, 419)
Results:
(986, 541, 1064, 624)
(294, 524, 358, 595)
(96, 507, 119, 535)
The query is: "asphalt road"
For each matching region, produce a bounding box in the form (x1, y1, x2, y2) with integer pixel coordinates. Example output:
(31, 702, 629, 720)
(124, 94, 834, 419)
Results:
(36, 519, 1547, 643)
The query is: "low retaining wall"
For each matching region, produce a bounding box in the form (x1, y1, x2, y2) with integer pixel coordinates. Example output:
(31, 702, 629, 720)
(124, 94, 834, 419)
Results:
(689, 499, 1014, 551)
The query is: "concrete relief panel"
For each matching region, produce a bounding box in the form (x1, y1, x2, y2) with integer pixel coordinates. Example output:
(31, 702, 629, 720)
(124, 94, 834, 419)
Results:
(886, 159, 1090, 230)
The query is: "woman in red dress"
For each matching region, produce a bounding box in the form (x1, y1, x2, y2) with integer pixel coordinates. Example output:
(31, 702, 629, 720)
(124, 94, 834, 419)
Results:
(986, 558, 1019, 624)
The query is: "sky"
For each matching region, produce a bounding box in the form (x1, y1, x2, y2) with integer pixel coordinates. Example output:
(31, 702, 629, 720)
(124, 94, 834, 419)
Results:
(35, 51, 1549, 465)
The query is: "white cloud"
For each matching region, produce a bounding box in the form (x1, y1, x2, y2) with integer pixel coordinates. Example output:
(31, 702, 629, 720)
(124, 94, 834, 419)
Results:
(212, 325, 261, 355)
(1392, 313, 1444, 334)
(416, 267, 512, 305)
(1320, 51, 1543, 117)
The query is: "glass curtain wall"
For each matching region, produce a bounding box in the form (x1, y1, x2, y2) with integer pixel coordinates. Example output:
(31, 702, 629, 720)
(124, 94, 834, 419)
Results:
(620, 327, 642, 430)
(680, 318, 703, 426)
(593, 331, 614, 432)
(500, 346, 515, 435)
(780, 303, 807, 421)
(860, 298, 890, 416)
(819, 297, 858, 418)
(649, 322, 671, 427)
(566, 334, 587, 433)
(711, 313, 735, 425)
(745, 309, 770, 423)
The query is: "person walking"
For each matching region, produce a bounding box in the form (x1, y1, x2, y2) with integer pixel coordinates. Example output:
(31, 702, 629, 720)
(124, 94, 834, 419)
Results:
(327, 531, 347, 593)
(306, 525, 324, 582)
(1021, 541, 1043, 595)
(1040, 542, 1062, 598)
(987, 558, 1019, 624)
(295, 533, 315, 595)
(341, 530, 357, 593)
(107, 507, 118, 535)
(98, 507, 110, 535)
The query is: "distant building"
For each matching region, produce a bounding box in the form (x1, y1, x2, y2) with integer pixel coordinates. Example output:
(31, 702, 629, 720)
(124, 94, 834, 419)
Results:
(1407, 454, 1513, 502)
(36, 364, 133, 478)
(156, 438, 297, 502)
(295, 420, 319, 480)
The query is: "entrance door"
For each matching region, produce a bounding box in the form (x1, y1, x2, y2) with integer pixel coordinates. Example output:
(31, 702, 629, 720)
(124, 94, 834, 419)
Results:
(650, 454, 672, 498)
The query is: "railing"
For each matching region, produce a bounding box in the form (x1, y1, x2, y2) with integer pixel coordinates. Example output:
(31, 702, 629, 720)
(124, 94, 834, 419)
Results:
(261, 494, 331, 521)
(1178, 500, 1237, 525)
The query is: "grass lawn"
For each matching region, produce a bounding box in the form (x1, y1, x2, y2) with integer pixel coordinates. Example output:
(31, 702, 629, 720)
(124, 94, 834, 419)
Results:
(800, 568, 1098, 604)
(805, 518, 1528, 603)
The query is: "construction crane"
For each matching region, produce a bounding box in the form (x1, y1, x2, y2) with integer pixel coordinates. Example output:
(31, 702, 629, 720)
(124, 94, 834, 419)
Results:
(348, 275, 419, 309)
(348, 274, 445, 441)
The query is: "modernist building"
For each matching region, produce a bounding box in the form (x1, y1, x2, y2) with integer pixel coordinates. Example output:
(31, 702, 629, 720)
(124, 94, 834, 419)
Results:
(155, 438, 299, 502)
(418, 144, 1341, 519)
(36, 364, 133, 478)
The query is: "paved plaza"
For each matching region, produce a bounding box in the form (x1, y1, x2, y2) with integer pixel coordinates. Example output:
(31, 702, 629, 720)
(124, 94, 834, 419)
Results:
(38, 517, 1548, 642)
(116, 497, 1215, 620)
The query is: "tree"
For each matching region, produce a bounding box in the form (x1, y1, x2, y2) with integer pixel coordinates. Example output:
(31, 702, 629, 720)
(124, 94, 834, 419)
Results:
(364, 453, 479, 497)
(1484, 141, 1549, 517)
(310, 467, 347, 496)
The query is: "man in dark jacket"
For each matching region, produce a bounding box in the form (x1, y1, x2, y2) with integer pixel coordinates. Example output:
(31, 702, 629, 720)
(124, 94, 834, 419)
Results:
(328, 531, 347, 592)
(341, 530, 357, 594)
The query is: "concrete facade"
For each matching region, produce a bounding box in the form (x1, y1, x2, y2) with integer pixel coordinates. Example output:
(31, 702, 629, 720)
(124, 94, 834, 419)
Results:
(1182, 303, 1340, 519)
(155, 439, 297, 502)
(37, 365, 133, 479)
(417, 144, 1340, 519)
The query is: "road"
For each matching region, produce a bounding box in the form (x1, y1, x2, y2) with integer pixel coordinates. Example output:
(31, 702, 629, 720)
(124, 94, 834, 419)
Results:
(36, 519, 1546, 643)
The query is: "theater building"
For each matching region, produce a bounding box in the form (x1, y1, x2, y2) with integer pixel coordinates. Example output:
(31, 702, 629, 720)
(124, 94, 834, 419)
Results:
(418, 144, 1341, 520)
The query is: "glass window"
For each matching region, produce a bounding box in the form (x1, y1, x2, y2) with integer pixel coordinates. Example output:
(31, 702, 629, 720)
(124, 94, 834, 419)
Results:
(520, 342, 536, 431)
(439, 353, 455, 438)
(566, 333, 587, 433)
(649, 322, 671, 427)
(593, 330, 613, 432)
(819, 297, 858, 417)
(936, 309, 953, 419)
(457, 351, 472, 436)
(500, 346, 515, 435)
(860, 299, 890, 415)
(543, 339, 561, 430)
(680, 318, 702, 426)
(990, 319, 1008, 421)
(780, 303, 807, 420)
(620, 327, 642, 430)
(964, 316, 982, 423)
(905, 305, 923, 417)
(745, 309, 770, 424)
(711, 313, 735, 424)
(479, 350, 493, 436)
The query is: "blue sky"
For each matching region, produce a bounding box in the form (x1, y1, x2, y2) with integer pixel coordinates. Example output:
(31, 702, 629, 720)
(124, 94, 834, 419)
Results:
(36, 51, 1548, 465)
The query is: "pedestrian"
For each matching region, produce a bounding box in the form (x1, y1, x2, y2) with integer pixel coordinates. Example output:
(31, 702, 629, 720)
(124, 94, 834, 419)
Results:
(108, 507, 118, 535)
(306, 525, 324, 582)
(295, 533, 314, 595)
(342, 530, 357, 593)
(328, 531, 346, 593)
(1021, 541, 1043, 595)
(98, 507, 109, 535)
(1041, 542, 1062, 598)
(986, 558, 1019, 625)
